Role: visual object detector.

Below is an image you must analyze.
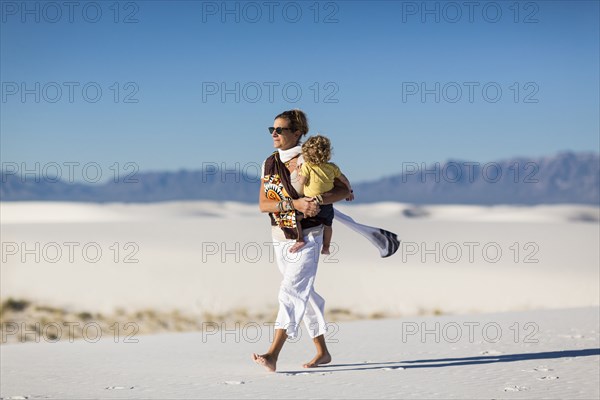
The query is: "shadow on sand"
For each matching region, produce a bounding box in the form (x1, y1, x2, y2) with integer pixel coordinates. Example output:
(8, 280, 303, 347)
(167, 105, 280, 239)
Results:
(279, 348, 600, 374)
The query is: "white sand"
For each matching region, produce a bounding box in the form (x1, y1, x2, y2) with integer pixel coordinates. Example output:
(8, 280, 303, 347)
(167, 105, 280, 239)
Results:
(1, 201, 598, 316)
(1, 307, 598, 399)
(1, 201, 599, 398)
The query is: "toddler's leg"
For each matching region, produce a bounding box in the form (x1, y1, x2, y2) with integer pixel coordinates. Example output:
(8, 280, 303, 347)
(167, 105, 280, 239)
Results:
(321, 225, 332, 255)
(289, 214, 305, 253)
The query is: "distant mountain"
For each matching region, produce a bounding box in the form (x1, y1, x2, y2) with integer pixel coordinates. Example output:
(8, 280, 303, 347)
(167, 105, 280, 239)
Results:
(354, 151, 600, 205)
(1, 152, 598, 205)
(0, 169, 258, 203)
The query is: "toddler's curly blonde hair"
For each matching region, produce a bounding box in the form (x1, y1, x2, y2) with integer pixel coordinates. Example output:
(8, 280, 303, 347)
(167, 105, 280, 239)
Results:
(302, 135, 332, 165)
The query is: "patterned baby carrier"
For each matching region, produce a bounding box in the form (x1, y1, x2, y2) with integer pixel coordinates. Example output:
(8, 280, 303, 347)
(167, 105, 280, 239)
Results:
(263, 151, 322, 240)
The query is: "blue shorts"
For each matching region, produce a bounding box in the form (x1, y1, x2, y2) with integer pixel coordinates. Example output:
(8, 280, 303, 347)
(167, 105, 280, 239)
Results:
(315, 204, 334, 227)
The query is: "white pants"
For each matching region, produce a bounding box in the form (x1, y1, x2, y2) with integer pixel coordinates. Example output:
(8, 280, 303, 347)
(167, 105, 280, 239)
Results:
(272, 227, 327, 339)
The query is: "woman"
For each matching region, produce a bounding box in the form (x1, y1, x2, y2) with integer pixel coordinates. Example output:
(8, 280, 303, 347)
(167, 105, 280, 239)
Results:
(252, 109, 350, 372)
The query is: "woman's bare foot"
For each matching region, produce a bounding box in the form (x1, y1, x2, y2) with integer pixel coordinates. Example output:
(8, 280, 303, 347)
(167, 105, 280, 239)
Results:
(302, 352, 331, 368)
(251, 353, 277, 372)
(289, 241, 305, 253)
(321, 246, 330, 255)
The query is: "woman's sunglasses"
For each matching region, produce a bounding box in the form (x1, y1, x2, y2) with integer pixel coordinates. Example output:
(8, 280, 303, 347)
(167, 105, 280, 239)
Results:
(268, 127, 292, 135)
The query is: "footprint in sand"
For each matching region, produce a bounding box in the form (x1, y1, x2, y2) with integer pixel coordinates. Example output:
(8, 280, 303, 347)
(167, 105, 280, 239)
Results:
(558, 334, 591, 339)
(537, 376, 559, 380)
(382, 367, 405, 371)
(223, 381, 245, 385)
(480, 350, 502, 356)
(284, 372, 331, 376)
(2, 396, 30, 400)
(504, 385, 529, 392)
(105, 386, 135, 390)
(521, 366, 554, 372)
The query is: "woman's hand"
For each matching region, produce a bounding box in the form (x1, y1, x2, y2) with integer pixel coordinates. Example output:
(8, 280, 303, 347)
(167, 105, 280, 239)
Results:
(293, 197, 320, 217)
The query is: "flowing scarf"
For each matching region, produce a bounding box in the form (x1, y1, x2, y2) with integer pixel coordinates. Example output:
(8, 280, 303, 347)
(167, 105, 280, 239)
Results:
(333, 208, 400, 258)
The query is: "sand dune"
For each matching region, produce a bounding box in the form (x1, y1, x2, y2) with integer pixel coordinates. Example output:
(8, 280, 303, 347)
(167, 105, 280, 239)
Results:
(1, 201, 598, 319)
(2, 201, 598, 224)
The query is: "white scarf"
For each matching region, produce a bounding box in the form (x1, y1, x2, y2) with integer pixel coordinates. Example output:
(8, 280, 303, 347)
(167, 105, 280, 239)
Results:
(334, 208, 400, 258)
(278, 145, 302, 163)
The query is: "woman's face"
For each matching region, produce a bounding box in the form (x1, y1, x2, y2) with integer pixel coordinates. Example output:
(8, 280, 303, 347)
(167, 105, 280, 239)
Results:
(272, 118, 301, 150)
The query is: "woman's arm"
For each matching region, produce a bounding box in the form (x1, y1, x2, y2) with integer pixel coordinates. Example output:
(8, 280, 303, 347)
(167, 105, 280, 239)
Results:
(319, 178, 351, 205)
(338, 173, 354, 201)
(258, 183, 320, 217)
(338, 174, 352, 191)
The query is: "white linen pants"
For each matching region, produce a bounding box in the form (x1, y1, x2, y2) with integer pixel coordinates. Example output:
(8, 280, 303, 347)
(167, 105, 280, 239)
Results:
(272, 227, 327, 339)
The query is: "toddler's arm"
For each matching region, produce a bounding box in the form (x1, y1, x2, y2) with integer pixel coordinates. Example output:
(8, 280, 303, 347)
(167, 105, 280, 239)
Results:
(296, 162, 308, 186)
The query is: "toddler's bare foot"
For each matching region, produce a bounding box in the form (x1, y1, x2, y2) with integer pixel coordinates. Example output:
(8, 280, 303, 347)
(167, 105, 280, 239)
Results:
(321, 246, 330, 255)
(289, 241, 305, 253)
(251, 352, 277, 372)
(302, 352, 332, 368)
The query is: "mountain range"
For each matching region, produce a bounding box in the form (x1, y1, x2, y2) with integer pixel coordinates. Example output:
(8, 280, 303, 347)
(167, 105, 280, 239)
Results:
(1, 151, 598, 205)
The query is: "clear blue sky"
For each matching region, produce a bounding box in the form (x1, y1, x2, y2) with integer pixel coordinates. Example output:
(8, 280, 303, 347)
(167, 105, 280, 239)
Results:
(1, 0, 599, 183)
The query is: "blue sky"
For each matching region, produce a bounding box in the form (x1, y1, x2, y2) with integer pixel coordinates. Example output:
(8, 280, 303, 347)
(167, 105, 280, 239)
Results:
(1, 0, 599, 183)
